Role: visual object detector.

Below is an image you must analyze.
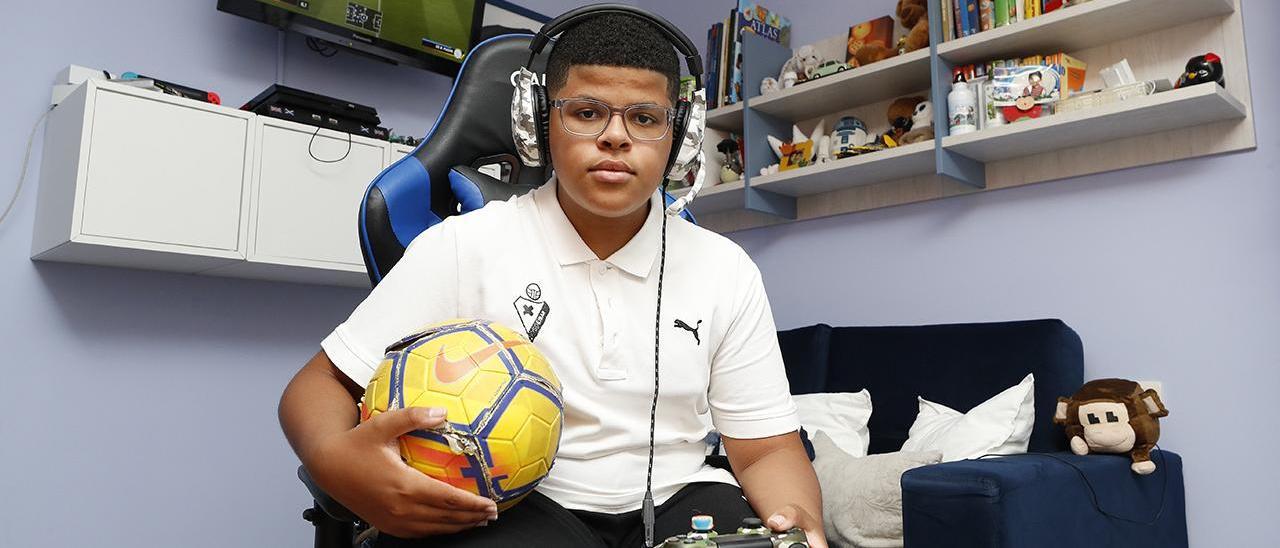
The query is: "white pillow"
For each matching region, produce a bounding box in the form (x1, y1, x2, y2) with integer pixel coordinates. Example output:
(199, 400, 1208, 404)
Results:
(901, 374, 1035, 462)
(793, 390, 874, 458)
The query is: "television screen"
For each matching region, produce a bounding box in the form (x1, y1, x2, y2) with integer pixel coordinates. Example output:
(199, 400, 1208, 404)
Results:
(218, 0, 485, 76)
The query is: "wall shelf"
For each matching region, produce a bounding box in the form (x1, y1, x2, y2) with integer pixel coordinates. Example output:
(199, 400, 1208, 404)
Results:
(686, 0, 1254, 234)
(749, 49, 932, 123)
(672, 180, 745, 215)
(943, 84, 1246, 162)
(706, 101, 744, 132)
(936, 0, 1235, 65)
(751, 141, 935, 197)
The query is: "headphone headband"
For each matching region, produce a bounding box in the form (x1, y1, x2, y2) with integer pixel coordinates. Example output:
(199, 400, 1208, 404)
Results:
(527, 3, 702, 88)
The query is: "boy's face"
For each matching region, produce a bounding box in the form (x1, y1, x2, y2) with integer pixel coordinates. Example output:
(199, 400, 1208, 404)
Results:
(548, 64, 674, 221)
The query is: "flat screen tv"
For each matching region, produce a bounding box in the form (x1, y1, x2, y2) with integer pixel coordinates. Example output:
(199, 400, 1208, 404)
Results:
(218, 0, 486, 76)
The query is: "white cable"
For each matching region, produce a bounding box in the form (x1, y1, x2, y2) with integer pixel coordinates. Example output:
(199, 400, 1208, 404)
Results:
(0, 105, 54, 228)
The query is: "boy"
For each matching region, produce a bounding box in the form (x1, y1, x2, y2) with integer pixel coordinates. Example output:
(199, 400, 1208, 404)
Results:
(279, 11, 826, 547)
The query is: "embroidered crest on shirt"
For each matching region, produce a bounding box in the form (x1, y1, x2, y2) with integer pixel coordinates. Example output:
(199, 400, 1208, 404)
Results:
(674, 318, 702, 345)
(513, 283, 550, 341)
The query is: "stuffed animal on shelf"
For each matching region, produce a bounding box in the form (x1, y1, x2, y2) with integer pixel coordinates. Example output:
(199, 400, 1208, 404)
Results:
(781, 45, 821, 85)
(899, 100, 933, 144)
(1053, 379, 1169, 475)
(895, 0, 930, 54)
(884, 96, 924, 145)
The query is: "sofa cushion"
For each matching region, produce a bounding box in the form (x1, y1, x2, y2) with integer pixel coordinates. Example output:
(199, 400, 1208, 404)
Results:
(902, 374, 1035, 461)
(794, 390, 874, 458)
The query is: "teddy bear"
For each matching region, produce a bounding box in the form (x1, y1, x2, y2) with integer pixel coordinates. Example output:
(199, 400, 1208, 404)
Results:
(884, 96, 925, 146)
(896, 0, 930, 55)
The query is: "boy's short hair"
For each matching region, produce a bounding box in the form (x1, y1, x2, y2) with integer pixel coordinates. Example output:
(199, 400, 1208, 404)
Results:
(545, 13, 681, 104)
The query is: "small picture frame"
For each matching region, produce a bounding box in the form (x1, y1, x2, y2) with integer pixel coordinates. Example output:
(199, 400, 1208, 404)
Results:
(779, 140, 814, 171)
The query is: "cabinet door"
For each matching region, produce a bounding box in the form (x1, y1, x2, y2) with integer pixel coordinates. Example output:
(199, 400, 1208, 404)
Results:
(390, 144, 415, 165)
(252, 121, 387, 266)
(81, 88, 249, 251)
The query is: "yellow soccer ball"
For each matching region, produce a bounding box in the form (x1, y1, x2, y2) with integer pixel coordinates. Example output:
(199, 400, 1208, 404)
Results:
(361, 319, 563, 510)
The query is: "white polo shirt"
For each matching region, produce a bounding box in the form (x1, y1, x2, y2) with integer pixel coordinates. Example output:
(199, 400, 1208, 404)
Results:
(321, 176, 799, 513)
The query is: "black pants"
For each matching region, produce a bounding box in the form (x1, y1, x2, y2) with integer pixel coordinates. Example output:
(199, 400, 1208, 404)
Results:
(376, 482, 756, 547)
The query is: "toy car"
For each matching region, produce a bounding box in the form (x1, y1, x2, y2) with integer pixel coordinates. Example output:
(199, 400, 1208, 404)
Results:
(807, 60, 851, 80)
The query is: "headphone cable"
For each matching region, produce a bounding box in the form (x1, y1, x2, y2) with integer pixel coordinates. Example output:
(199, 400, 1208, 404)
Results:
(643, 180, 670, 548)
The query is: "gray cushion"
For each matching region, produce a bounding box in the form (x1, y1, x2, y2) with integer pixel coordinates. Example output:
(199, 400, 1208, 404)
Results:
(812, 431, 941, 548)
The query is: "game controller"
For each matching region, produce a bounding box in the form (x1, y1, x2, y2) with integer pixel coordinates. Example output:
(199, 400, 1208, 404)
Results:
(659, 515, 809, 547)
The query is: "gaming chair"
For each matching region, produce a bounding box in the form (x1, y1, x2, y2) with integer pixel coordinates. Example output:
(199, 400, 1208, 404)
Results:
(358, 32, 694, 287)
(302, 31, 699, 548)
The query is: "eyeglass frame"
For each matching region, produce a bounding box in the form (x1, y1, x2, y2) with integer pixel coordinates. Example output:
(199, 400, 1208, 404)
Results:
(549, 97, 675, 141)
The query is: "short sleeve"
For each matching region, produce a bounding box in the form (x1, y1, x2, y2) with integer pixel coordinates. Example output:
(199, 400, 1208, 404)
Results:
(320, 220, 459, 388)
(706, 250, 800, 439)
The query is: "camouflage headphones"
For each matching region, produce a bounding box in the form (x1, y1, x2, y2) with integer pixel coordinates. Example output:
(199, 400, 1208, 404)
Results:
(509, 3, 707, 214)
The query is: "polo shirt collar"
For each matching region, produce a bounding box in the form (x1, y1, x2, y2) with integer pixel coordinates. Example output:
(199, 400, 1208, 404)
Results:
(533, 175, 662, 279)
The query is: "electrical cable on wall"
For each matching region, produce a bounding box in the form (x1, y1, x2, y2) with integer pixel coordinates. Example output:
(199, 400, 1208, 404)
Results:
(1, 105, 55, 228)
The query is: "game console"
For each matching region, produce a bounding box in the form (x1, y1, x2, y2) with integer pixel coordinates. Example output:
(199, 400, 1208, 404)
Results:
(660, 515, 809, 548)
(242, 84, 389, 140)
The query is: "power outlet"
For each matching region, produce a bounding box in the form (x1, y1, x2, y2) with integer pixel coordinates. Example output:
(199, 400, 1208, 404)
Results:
(1136, 379, 1165, 402)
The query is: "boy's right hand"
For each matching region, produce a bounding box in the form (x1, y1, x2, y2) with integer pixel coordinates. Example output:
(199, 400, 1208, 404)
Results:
(305, 407, 499, 538)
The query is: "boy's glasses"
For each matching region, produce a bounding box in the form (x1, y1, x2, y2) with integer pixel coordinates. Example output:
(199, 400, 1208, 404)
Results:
(551, 98, 674, 141)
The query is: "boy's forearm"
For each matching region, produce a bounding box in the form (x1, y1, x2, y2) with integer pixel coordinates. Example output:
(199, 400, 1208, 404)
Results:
(727, 434, 823, 527)
(278, 351, 363, 466)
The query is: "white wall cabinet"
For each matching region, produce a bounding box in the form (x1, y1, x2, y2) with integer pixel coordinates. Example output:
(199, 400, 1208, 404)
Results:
(204, 117, 390, 287)
(32, 80, 401, 288)
(32, 80, 254, 273)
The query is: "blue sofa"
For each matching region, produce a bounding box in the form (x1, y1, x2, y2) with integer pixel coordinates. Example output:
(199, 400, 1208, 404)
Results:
(776, 319, 1187, 548)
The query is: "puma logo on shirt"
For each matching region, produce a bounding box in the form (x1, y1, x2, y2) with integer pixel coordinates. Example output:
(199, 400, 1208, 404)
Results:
(674, 319, 702, 345)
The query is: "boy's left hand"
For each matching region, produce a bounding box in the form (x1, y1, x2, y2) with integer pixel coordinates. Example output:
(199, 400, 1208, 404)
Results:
(766, 504, 828, 548)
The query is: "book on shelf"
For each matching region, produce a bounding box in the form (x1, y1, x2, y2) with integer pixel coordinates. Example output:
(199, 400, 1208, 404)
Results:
(941, 0, 954, 42)
(704, 23, 718, 109)
(952, 0, 963, 40)
(962, 0, 979, 36)
(944, 0, 1088, 40)
(994, 0, 1011, 27)
(727, 1, 791, 106)
(718, 11, 733, 108)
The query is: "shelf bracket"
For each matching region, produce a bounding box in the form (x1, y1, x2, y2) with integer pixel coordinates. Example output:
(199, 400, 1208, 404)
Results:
(732, 33, 799, 220)
(743, 186, 796, 219)
(927, 0, 986, 189)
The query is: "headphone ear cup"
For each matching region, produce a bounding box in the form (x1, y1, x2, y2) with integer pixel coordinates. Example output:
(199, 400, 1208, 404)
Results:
(533, 84, 551, 168)
(665, 99, 692, 178)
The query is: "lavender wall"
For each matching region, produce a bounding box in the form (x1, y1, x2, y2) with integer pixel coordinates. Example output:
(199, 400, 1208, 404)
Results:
(1, 0, 1274, 545)
(0, 1, 589, 545)
(642, 0, 1279, 545)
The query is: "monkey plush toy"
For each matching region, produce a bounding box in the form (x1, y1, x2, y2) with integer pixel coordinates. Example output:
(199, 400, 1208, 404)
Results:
(1054, 379, 1168, 474)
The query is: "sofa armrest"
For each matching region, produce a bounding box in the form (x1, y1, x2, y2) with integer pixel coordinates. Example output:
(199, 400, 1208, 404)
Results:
(900, 451, 1187, 548)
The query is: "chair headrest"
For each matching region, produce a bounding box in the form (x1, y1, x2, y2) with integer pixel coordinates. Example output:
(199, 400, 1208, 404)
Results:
(411, 33, 550, 221)
(361, 34, 549, 282)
